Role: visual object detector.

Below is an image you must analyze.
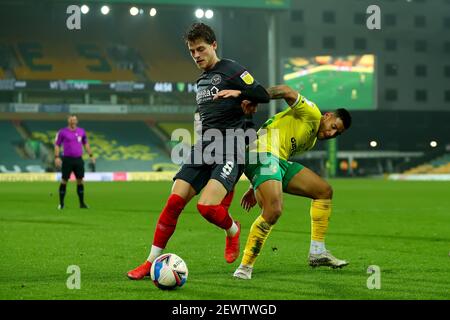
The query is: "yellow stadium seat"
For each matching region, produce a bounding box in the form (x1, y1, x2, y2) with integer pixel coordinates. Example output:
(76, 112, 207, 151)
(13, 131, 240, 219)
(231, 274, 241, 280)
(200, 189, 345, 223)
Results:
(13, 40, 138, 81)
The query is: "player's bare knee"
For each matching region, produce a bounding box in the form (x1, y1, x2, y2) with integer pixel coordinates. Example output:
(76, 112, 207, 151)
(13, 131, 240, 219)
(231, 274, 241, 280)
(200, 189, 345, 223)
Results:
(272, 208, 283, 223)
(266, 209, 282, 224)
(318, 184, 333, 199)
(264, 201, 283, 224)
(197, 199, 218, 206)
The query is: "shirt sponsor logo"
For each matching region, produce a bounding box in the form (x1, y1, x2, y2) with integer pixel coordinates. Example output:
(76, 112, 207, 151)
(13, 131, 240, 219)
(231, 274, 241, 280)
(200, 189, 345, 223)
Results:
(196, 86, 219, 104)
(240, 71, 254, 85)
(210, 86, 219, 95)
(290, 137, 297, 156)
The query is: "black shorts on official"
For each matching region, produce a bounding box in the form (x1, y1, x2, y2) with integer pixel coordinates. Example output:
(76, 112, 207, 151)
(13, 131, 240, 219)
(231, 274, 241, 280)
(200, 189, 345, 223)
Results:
(61, 156, 85, 180)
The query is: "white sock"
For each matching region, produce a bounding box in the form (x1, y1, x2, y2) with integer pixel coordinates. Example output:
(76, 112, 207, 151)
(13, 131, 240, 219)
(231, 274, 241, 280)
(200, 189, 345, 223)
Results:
(147, 245, 163, 263)
(310, 240, 326, 255)
(226, 221, 238, 237)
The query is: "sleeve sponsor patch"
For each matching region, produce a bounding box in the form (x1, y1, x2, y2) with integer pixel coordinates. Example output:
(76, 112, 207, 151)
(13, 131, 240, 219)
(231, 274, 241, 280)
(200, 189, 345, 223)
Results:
(240, 71, 254, 85)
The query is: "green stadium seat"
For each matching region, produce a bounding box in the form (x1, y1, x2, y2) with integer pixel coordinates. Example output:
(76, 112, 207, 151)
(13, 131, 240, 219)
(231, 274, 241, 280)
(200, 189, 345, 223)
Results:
(0, 121, 43, 172)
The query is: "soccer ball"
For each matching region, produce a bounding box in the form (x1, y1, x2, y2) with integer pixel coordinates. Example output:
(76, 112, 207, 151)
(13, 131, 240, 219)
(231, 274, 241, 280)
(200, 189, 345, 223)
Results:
(150, 253, 188, 290)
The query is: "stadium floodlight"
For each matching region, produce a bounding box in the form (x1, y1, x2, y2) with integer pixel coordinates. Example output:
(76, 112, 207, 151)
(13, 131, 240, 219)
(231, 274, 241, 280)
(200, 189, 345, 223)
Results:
(370, 140, 378, 148)
(130, 7, 139, 16)
(81, 5, 89, 14)
(101, 5, 110, 15)
(139, 9, 144, 15)
(149, 8, 157, 17)
(195, 9, 204, 19)
(430, 141, 438, 148)
(205, 9, 214, 19)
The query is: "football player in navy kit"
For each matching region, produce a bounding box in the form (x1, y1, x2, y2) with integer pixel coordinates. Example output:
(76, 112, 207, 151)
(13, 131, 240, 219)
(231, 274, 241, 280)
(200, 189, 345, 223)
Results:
(127, 23, 269, 279)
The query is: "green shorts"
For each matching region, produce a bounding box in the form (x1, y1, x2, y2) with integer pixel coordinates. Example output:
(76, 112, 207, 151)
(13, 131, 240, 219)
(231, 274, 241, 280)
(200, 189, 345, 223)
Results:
(245, 152, 304, 191)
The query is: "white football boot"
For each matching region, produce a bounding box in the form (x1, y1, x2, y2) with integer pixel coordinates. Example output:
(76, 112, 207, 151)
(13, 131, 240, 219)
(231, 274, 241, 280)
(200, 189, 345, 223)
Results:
(308, 251, 349, 269)
(233, 265, 253, 280)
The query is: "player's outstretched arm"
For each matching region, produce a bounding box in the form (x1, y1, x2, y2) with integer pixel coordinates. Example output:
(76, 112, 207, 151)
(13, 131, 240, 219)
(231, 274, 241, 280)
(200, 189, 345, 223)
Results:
(240, 84, 270, 103)
(215, 85, 270, 104)
(267, 85, 299, 107)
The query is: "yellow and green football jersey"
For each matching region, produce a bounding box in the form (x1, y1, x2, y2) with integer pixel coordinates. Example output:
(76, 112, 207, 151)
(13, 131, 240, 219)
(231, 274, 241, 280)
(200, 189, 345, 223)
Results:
(250, 94, 322, 161)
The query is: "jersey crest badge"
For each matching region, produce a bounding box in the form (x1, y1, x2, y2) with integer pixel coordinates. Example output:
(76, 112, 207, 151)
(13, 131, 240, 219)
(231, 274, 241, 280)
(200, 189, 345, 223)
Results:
(211, 74, 222, 85)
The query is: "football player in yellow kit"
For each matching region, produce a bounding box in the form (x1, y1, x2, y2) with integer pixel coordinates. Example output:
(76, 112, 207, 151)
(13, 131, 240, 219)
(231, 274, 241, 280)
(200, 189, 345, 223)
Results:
(233, 84, 352, 280)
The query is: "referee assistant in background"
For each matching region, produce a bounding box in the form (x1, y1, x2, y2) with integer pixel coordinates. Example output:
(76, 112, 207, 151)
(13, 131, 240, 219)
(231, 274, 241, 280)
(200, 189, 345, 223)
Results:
(54, 114, 95, 209)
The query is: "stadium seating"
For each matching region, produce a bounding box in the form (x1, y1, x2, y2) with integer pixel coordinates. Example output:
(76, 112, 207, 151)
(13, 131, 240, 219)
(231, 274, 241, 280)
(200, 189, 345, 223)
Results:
(427, 154, 450, 174)
(0, 29, 196, 82)
(0, 121, 44, 172)
(404, 154, 450, 174)
(123, 21, 197, 82)
(10, 40, 138, 81)
(158, 122, 195, 140)
(23, 120, 172, 172)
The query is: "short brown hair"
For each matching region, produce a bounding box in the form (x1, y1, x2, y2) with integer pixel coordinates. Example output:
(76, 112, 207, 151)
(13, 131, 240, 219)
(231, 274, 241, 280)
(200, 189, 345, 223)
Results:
(184, 23, 216, 44)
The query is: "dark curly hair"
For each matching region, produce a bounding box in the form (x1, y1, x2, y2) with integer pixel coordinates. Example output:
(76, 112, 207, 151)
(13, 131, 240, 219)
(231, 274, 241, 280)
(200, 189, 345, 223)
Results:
(184, 22, 216, 44)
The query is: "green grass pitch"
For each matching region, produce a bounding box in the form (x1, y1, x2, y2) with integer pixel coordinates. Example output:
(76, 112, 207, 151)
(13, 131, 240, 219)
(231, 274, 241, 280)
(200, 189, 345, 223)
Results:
(0, 180, 449, 300)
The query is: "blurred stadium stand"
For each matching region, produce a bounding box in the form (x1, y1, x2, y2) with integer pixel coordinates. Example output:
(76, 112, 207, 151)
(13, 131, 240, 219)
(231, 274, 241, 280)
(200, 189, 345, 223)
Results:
(0, 119, 177, 173)
(0, 0, 448, 178)
(0, 120, 46, 173)
(0, 6, 197, 83)
(404, 154, 450, 174)
(11, 41, 138, 81)
(25, 120, 172, 172)
(3, 37, 198, 82)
